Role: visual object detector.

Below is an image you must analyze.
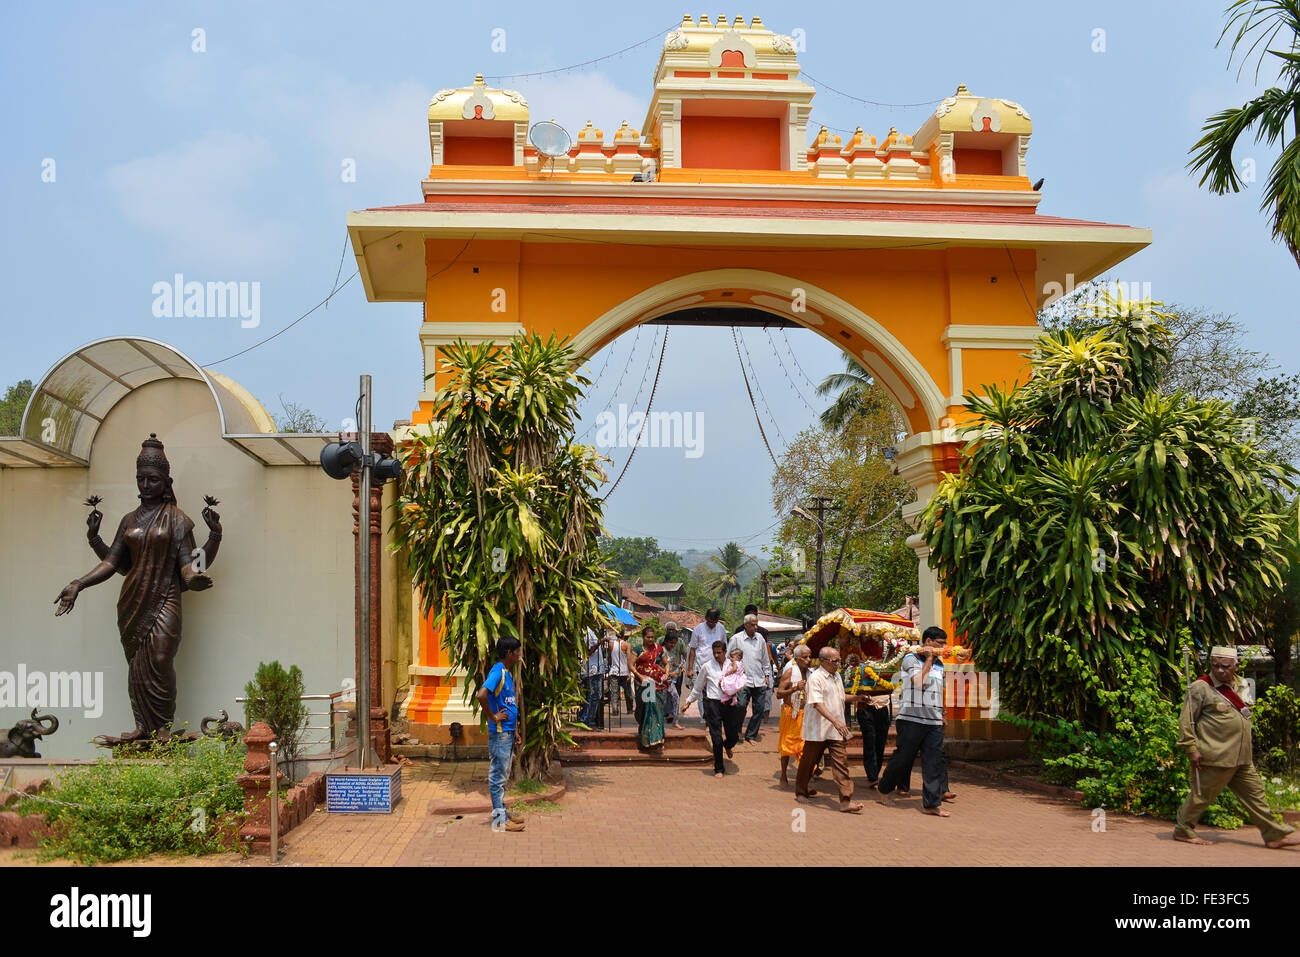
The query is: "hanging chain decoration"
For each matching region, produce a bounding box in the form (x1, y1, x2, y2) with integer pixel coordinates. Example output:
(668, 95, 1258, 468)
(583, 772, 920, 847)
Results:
(604, 327, 669, 500)
(798, 70, 944, 111)
(619, 325, 663, 436)
(577, 325, 644, 441)
(780, 328, 825, 396)
(763, 327, 823, 417)
(736, 328, 791, 449)
(484, 22, 678, 82)
(733, 327, 779, 469)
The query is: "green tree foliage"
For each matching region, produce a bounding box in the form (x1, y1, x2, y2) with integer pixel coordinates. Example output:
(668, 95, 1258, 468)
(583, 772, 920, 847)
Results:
(1254, 684, 1300, 771)
(0, 379, 33, 435)
(243, 661, 310, 763)
(816, 352, 893, 432)
(1043, 287, 1300, 463)
(772, 373, 915, 614)
(922, 294, 1297, 723)
(394, 333, 618, 777)
(683, 561, 715, 612)
(1189, 0, 1300, 269)
(1003, 634, 1244, 827)
(599, 535, 690, 582)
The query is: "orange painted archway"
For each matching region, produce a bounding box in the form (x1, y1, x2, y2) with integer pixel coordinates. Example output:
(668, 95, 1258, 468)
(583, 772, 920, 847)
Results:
(348, 18, 1149, 738)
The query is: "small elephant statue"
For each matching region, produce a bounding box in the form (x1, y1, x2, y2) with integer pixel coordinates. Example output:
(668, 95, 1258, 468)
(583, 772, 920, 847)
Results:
(0, 709, 59, 758)
(200, 709, 245, 741)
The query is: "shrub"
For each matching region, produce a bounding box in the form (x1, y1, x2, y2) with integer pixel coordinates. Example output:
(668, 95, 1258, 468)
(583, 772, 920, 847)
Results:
(243, 660, 309, 762)
(1254, 684, 1300, 773)
(1003, 633, 1243, 828)
(922, 297, 1296, 723)
(15, 736, 246, 863)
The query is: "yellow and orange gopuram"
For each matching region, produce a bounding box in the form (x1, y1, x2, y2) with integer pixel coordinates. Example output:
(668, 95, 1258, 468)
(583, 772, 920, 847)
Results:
(348, 15, 1150, 741)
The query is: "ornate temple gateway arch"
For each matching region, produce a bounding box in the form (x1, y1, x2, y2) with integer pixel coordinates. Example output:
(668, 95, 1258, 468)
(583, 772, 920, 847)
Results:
(347, 15, 1150, 739)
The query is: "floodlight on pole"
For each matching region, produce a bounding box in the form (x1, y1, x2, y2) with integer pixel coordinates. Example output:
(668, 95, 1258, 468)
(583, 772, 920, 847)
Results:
(318, 374, 405, 771)
(790, 506, 820, 525)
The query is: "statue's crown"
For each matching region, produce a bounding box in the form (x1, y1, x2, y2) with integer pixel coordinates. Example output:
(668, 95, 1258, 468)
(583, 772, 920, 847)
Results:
(136, 433, 170, 473)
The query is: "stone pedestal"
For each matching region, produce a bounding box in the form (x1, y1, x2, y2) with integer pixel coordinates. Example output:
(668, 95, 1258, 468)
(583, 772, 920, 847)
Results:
(235, 721, 284, 853)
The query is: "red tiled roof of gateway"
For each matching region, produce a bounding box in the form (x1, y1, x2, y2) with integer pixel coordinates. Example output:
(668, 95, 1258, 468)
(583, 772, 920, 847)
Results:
(364, 199, 1136, 231)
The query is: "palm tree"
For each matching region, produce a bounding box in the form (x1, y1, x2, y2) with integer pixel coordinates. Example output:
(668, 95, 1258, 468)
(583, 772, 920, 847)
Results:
(705, 541, 759, 615)
(815, 354, 889, 432)
(1189, 0, 1300, 270)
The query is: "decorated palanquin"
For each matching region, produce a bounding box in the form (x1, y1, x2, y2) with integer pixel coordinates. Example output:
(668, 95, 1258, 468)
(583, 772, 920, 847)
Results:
(798, 608, 994, 727)
(799, 608, 920, 663)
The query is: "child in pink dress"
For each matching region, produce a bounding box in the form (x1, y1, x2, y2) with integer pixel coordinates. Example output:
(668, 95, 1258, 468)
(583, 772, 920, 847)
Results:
(720, 648, 747, 705)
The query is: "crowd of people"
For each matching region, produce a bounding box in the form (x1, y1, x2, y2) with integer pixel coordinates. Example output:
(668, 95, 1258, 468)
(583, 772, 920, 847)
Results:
(498, 615, 1300, 845)
(576, 606, 958, 818)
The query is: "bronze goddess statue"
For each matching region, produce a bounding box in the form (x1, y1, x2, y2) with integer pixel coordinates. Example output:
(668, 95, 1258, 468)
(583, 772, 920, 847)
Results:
(54, 434, 222, 744)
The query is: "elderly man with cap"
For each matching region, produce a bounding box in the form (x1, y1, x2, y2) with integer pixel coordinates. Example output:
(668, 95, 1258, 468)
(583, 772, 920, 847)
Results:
(1174, 645, 1299, 848)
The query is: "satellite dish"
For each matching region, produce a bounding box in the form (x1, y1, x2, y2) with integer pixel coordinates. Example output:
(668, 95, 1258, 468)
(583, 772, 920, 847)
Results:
(530, 121, 572, 177)
(529, 121, 572, 158)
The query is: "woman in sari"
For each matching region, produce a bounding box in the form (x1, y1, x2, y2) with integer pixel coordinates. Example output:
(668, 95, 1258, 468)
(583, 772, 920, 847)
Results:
(54, 434, 221, 743)
(630, 624, 668, 750)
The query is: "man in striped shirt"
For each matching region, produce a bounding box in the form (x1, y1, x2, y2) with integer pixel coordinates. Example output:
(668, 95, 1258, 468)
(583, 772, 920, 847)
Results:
(877, 626, 951, 816)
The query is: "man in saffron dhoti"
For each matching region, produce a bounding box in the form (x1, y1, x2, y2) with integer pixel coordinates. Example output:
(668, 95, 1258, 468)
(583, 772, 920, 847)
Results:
(1174, 646, 1299, 849)
(776, 643, 811, 787)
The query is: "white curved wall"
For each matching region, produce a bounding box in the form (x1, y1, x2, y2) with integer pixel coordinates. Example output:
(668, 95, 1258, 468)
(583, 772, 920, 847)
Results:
(0, 378, 356, 758)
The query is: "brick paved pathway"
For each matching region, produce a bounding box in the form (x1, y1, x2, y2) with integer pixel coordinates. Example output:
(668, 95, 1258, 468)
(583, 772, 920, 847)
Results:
(6, 717, 1296, 867)
(276, 727, 1300, 867)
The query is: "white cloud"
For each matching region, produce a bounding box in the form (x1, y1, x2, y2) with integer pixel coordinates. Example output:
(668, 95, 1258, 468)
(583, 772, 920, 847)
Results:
(243, 68, 431, 186)
(515, 72, 649, 140)
(106, 130, 292, 271)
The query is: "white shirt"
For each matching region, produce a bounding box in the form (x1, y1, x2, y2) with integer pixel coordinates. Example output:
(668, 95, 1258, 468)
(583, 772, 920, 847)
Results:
(688, 621, 727, 671)
(684, 656, 726, 704)
(727, 631, 771, 688)
(582, 628, 604, 678)
(802, 666, 848, 742)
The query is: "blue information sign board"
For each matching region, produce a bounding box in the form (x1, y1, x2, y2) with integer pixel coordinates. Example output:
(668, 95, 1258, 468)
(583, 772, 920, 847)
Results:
(326, 767, 402, 814)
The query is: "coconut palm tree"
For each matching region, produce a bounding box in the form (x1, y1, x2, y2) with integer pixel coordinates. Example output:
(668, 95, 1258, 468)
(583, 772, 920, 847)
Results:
(704, 541, 759, 615)
(815, 353, 890, 433)
(1189, 0, 1300, 269)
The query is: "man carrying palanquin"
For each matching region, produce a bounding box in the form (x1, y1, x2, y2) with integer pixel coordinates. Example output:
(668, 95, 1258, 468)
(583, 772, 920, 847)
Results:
(1174, 646, 1299, 849)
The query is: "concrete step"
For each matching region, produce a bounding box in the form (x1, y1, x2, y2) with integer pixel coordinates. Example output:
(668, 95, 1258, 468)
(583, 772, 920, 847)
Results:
(558, 748, 713, 766)
(568, 728, 710, 752)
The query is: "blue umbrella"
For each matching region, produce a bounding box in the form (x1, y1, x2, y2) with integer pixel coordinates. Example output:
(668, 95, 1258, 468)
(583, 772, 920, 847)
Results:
(599, 600, 637, 626)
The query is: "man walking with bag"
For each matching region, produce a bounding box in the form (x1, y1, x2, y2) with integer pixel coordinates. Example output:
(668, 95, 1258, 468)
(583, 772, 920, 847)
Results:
(1174, 646, 1299, 848)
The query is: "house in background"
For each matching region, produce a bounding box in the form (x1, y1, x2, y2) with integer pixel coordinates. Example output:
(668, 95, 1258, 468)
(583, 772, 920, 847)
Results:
(638, 581, 686, 610)
(618, 580, 666, 619)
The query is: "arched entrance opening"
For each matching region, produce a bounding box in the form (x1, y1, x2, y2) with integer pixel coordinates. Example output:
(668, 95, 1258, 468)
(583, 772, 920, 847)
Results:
(566, 266, 953, 628)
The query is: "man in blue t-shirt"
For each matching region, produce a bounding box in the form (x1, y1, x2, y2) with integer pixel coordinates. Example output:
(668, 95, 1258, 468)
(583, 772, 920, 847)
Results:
(476, 637, 524, 831)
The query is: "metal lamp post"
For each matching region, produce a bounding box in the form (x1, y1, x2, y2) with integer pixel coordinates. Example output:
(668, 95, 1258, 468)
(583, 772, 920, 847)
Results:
(319, 374, 403, 772)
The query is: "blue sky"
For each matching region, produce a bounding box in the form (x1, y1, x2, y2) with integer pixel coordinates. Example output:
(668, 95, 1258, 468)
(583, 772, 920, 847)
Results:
(3, 0, 1296, 559)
